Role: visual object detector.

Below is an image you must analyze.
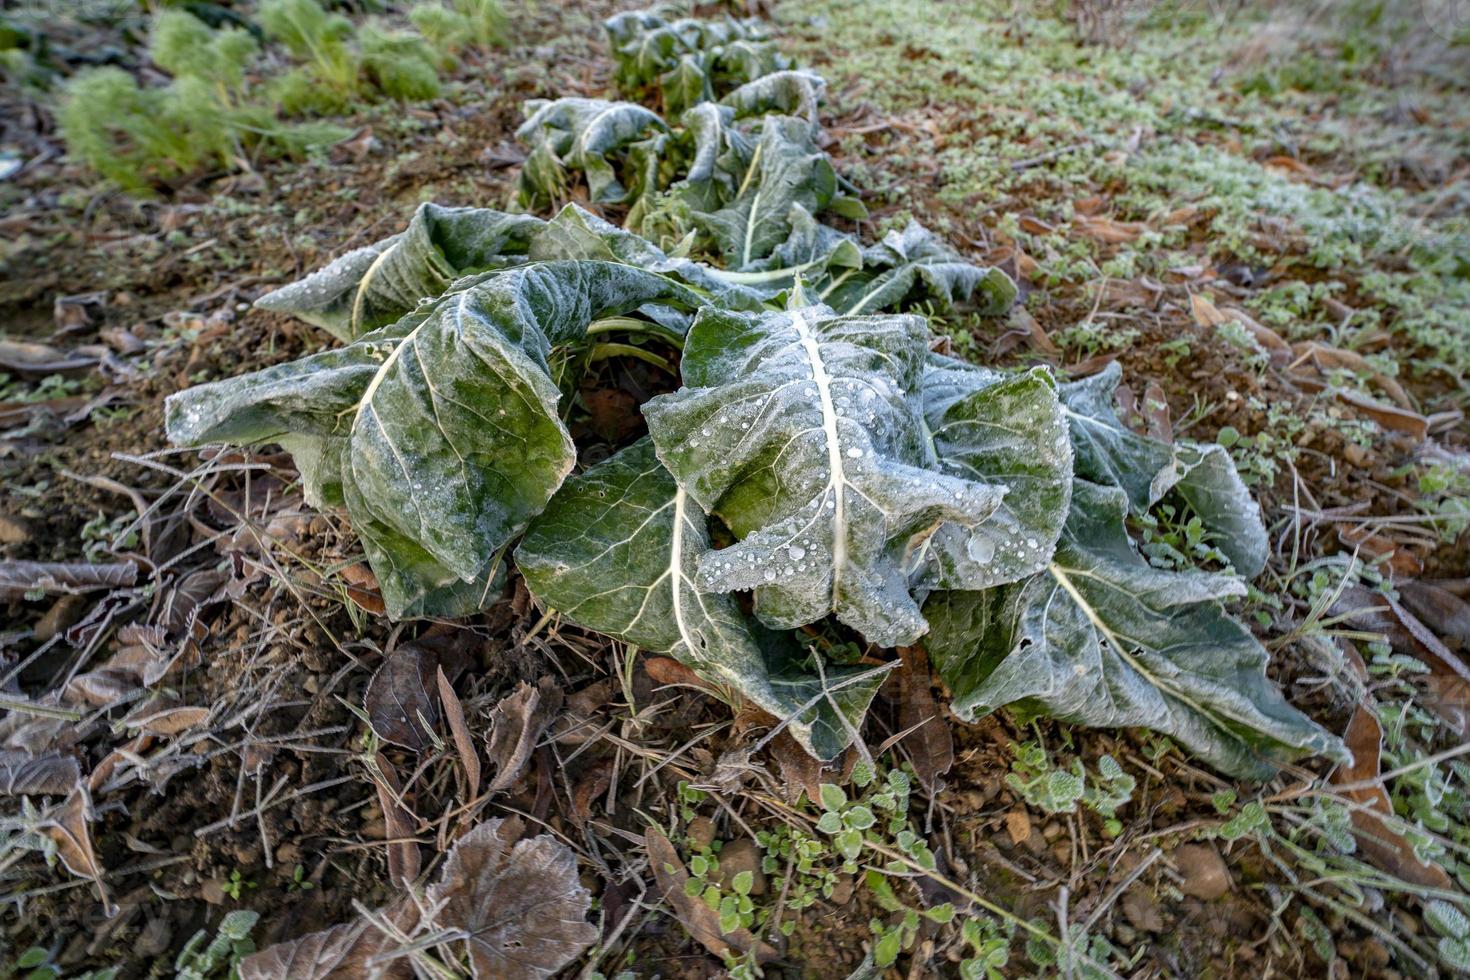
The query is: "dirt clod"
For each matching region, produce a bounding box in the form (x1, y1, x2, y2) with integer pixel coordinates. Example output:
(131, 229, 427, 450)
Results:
(1174, 844, 1233, 901)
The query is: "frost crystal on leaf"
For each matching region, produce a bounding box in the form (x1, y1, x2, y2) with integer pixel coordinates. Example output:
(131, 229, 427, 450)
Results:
(644, 304, 1005, 646)
(1060, 361, 1268, 576)
(923, 480, 1346, 778)
(517, 439, 885, 759)
(915, 354, 1072, 591)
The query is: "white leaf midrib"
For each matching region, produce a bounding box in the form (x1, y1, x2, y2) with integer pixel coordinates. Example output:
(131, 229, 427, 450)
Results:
(791, 307, 847, 606)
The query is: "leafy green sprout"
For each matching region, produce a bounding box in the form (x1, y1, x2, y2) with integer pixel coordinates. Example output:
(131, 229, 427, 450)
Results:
(174, 910, 259, 980)
(220, 868, 257, 901)
(1005, 741, 1136, 836)
(286, 863, 314, 891)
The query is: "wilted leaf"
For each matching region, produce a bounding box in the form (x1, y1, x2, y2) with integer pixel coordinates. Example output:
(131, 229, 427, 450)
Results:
(239, 900, 419, 980)
(517, 438, 886, 758)
(168, 262, 700, 618)
(689, 114, 838, 270)
(483, 679, 562, 794)
(254, 204, 542, 341)
(915, 354, 1072, 591)
(720, 69, 826, 130)
(924, 480, 1346, 778)
(427, 817, 598, 979)
(824, 222, 1017, 317)
(0, 560, 137, 601)
(0, 751, 81, 796)
(644, 305, 1005, 646)
(516, 97, 669, 208)
(1060, 361, 1267, 576)
(644, 824, 776, 962)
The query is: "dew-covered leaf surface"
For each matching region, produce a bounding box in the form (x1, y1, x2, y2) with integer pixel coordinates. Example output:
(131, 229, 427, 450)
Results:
(644, 304, 1005, 646)
(923, 480, 1346, 778)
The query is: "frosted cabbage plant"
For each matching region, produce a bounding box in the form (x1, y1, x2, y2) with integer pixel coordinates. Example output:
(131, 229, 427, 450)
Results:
(162, 7, 1344, 775)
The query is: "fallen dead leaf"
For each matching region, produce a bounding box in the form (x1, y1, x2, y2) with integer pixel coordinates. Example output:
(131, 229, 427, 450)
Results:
(1335, 389, 1427, 441)
(366, 641, 458, 751)
(373, 752, 421, 888)
(1291, 341, 1414, 410)
(482, 680, 560, 794)
(571, 758, 615, 826)
(340, 563, 386, 615)
(437, 667, 481, 798)
(769, 730, 823, 805)
(1331, 699, 1452, 889)
(428, 817, 598, 979)
(644, 824, 776, 964)
(240, 899, 418, 980)
(896, 646, 953, 792)
(1005, 810, 1032, 845)
(1073, 214, 1145, 244)
(125, 703, 210, 736)
(42, 785, 113, 914)
(0, 750, 81, 796)
(0, 560, 137, 601)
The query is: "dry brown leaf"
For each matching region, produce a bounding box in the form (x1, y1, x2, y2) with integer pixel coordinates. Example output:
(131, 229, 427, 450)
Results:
(0, 338, 97, 373)
(126, 703, 209, 736)
(769, 730, 823, 805)
(1073, 215, 1144, 244)
(1335, 389, 1427, 441)
(1291, 341, 1414, 410)
(896, 647, 953, 792)
(1218, 305, 1292, 363)
(436, 667, 481, 797)
(643, 655, 719, 694)
(340, 563, 386, 615)
(571, 758, 615, 827)
(88, 734, 153, 793)
(239, 899, 418, 980)
(365, 643, 446, 751)
(1336, 523, 1424, 576)
(1010, 306, 1059, 355)
(0, 751, 81, 796)
(428, 817, 598, 979)
(0, 560, 137, 601)
(373, 752, 421, 887)
(1189, 292, 1231, 328)
(1330, 702, 1452, 889)
(43, 785, 113, 914)
(484, 679, 562, 794)
(644, 824, 776, 964)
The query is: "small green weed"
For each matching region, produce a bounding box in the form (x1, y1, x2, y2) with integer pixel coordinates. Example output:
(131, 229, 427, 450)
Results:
(175, 910, 259, 980)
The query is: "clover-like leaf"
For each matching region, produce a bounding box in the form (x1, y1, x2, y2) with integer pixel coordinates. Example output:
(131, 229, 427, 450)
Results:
(167, 261, 700, 617)
(427, 817, 597, 980)
(823, 220, 1017, 317)
(255, 203, 542, 341)
(643, 304, 1005, 646)
(923, 479, 1346, 778)
(516, 439, 885, 759)
(1060, 361, 1267, 575)
(913, 354, 1072, 591)
(515, 97, 669, 208)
